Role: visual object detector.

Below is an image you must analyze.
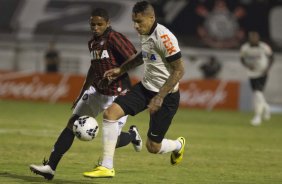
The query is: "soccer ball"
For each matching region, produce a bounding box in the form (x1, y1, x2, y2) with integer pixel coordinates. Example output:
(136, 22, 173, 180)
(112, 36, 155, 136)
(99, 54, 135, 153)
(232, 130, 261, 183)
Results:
(73, 116, 99, 141)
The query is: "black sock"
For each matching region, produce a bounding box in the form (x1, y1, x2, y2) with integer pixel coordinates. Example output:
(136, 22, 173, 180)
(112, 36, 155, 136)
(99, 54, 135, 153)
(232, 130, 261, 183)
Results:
(116, 131, 136, 148)
(48, 128, 74, 170)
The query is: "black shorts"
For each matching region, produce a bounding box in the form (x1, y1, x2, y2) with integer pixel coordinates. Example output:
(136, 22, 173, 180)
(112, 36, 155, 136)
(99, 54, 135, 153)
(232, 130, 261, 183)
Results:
(114, 82, 180, 143)
(249, 75, 267, 91)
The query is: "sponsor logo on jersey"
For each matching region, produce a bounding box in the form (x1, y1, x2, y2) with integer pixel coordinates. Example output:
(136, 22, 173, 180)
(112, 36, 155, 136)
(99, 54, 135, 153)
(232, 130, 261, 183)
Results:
(142, 51, 156, 61)
(90, 50, 109, 60)
(160, 34, 176, 55)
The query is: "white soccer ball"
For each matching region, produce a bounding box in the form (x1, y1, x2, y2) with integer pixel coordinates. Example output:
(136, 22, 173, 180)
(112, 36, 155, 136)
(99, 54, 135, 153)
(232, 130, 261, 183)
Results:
(73, 116, 99, 141)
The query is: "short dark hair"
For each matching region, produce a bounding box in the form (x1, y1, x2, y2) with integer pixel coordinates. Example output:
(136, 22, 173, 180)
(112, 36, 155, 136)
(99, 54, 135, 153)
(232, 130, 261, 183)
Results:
(132, 1, 151, 14)
(91, 8, 109, 21)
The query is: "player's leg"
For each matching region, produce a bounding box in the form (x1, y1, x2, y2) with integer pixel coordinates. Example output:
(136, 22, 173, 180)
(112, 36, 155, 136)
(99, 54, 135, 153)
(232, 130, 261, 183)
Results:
(259, 75, 271, 120)
(83, 103, 125, 178)
(48, 88, 101, 168)
(146, 91, 186, 165)
(250, 78, 262, 125)
(97, 93, 142, 150)
(252, 90, 264, 124)
(250, 76, 269, 125)
(263, 100, 271, 120)
(83, 82, 148, 178)
(30, 87, 97, 180)
(29, 114, 79, 180)
(115, 115, 142, 152)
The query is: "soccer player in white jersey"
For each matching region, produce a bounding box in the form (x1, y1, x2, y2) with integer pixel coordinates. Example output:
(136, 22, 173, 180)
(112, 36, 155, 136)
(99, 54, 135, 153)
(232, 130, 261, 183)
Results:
(83, 1, 186, 178)
(240, 31, 274, 126)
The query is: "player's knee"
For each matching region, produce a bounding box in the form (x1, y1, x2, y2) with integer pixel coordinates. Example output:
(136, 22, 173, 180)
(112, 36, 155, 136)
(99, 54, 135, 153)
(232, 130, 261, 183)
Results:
(67, 114, 79, 129)
(103, 108, 112, 120)
(146, 140, 161, 154)
(103, 103, 124, 120)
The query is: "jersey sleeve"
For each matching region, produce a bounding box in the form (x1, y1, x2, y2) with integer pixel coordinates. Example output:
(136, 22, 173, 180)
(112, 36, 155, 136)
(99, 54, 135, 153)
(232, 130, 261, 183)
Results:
(240, 44, 246, 57)
(109, 32, 137, 61)
(158, 30, 181, 62)
(262, 43, 273, 56)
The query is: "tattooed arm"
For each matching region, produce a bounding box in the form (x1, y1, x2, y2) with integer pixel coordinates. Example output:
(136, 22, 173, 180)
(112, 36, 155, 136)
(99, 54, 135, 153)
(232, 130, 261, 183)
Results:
(148, 58, 185, 114)
(120, 52, 143, 74)
(104, 52, 143, 80)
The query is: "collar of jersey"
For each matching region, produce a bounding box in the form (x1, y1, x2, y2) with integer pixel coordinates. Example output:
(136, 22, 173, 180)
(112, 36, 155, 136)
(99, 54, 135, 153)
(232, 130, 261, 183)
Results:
(93, 26, 112, 40)
(147, 21, 157, 35)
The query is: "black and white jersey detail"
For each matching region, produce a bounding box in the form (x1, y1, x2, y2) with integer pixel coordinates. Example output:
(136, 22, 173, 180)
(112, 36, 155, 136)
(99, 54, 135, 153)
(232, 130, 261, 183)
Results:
(139, 23, 181, 92)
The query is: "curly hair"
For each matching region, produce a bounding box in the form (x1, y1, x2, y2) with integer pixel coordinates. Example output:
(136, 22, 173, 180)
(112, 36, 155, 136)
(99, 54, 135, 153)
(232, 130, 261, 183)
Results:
(91, 8, 109, 21)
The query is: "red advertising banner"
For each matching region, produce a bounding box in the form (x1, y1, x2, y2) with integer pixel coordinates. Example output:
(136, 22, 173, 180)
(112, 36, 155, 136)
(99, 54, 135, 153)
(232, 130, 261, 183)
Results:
(0, 71, 84, 103)
(179, 80, 240, 110)
(0, 72, 240, 110)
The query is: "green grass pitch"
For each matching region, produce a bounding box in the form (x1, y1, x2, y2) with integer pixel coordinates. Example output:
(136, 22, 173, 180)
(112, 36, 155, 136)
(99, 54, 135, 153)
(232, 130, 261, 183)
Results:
(0, 99, 282, 184)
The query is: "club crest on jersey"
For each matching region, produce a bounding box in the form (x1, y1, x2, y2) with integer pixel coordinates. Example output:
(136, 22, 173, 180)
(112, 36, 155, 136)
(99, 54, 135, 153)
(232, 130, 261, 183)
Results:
(142, 51, 156, 61)
(91, 50, 109, 60)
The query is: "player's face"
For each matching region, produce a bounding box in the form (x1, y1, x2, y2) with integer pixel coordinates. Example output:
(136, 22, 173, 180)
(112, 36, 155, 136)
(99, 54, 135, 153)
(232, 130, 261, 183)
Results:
(132, 13, 154, 35)
(248, 32, 260, 45)
(89, 16, 109, 37)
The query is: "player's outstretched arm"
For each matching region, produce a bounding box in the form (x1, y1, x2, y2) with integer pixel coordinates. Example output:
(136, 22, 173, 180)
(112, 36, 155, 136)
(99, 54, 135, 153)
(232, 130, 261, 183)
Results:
(104, 52, 143, 81)
(120, 52, 143, 74)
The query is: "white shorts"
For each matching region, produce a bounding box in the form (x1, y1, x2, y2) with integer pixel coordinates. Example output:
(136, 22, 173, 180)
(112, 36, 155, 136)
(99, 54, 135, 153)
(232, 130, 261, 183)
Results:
(73, 86, 128, 135)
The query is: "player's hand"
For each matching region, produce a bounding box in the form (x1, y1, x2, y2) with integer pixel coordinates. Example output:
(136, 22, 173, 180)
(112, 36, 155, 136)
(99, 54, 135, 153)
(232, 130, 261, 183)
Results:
(97, 78, 111, 89)
(104, 68, 121, 81)
(148, 94, 164, 114)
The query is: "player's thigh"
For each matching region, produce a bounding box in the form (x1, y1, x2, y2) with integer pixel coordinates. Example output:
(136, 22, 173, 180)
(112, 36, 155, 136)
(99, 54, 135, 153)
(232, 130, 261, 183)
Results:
(250, 75, 267, 91)
(100, 94, 129, 133)
(73, 87, 104, 117)
(114, 82, 151, 116)
(147, 91, 180, 143)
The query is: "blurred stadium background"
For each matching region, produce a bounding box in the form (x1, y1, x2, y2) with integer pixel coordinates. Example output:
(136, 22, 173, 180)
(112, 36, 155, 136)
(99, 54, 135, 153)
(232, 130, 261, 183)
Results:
(1, 1, 282, 183)
(1, 0, 282, 112)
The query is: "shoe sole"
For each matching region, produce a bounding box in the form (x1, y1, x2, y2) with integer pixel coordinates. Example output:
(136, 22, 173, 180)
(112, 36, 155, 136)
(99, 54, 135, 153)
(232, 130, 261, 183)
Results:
(83, 174, 114, 178)
(30, 166, 54, 180)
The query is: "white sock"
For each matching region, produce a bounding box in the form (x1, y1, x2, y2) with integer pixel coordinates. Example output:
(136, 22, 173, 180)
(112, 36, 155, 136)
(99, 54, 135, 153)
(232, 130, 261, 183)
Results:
(263, 103, 271, 119)
(258, 91, 271, 119)
(253, 91, 264, 119)
(158, 138, 181, 154)
(101, 119, 119, 169)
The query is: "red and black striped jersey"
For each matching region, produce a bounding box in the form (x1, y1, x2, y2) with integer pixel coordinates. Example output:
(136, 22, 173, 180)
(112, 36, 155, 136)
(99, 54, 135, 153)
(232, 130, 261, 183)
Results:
(88, 27, 137, 96)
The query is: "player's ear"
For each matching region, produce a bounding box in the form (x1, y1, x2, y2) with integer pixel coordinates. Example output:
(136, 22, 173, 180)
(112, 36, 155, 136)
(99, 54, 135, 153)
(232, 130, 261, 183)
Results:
(149, 15, 155, 22)
(106, 20, 111, 28)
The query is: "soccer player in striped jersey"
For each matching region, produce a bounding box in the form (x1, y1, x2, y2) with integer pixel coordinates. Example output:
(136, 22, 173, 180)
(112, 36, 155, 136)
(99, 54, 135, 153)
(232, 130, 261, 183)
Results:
(29, 8, 142, 180)
(240, 31, 274, 126)
(83, 1, 186, 178)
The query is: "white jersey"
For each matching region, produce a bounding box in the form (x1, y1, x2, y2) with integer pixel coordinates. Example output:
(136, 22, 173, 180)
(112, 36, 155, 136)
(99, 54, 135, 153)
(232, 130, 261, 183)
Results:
(140, 23, 182, 92)
(240, 41, 272, 77)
